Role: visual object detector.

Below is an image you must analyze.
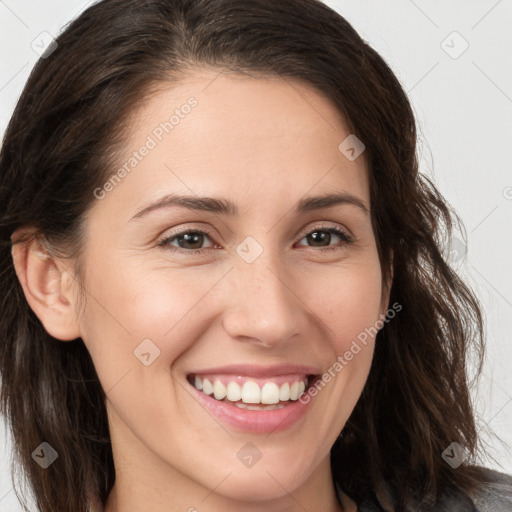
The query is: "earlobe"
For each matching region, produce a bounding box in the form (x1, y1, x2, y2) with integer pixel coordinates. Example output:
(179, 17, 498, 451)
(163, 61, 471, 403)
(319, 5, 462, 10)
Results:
(11, 230, 81, 342)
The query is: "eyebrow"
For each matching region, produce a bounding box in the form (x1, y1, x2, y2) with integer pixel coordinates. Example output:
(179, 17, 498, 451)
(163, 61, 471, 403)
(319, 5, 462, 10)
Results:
(130, 191, 370, 220)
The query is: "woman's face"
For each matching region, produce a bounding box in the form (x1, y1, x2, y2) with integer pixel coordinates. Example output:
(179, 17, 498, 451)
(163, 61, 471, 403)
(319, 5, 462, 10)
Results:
(75, 69, 390, 508)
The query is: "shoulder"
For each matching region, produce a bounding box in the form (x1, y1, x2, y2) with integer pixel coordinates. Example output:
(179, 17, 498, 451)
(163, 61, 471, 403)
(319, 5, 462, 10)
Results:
(465, 466, 512, 512)
(433, 466, 512, 512)
(339, 466, 512, 512)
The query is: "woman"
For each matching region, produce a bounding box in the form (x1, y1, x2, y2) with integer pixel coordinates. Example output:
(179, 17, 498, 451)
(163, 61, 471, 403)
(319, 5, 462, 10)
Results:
(0, 0, 511, 511)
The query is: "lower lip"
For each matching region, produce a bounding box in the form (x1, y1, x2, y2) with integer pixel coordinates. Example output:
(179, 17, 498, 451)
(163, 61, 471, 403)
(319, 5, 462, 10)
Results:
(188, 381, 315, 433)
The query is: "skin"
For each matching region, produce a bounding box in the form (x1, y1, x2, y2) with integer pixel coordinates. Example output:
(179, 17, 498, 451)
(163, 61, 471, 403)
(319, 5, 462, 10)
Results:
(12, 68, 392, 512)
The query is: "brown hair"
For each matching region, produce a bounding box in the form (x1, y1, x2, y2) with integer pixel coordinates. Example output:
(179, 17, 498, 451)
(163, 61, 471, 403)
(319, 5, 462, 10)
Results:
(0, 0, 499, 510)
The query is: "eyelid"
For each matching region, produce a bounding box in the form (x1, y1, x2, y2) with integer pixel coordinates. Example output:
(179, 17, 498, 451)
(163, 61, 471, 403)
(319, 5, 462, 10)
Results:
(162, 223, 215, 239)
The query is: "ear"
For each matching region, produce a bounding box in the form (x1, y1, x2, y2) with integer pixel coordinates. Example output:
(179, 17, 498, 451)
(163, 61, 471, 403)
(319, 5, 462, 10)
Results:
(11, 228, 81, 341)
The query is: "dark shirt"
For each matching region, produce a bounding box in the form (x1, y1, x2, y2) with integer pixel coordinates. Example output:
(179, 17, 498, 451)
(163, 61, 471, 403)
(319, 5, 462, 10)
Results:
(336, 467, 512, 511)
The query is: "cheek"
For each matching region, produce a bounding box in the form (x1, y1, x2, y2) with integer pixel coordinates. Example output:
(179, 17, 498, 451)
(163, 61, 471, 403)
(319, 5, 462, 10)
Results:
(79, 253, 208, 340)
(306, 258, 383, 351)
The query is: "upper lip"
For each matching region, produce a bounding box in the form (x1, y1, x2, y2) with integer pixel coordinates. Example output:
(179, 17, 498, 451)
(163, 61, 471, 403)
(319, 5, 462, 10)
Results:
(187, 363, 322, 378)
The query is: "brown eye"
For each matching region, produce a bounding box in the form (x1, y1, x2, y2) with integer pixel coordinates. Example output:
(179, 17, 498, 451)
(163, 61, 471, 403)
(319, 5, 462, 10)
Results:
(157, 229, 215, 253)
(296, 226, 353, 251)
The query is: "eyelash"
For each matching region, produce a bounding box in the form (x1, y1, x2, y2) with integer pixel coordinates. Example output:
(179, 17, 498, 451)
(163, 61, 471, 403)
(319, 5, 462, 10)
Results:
(156, 223, 354, 255)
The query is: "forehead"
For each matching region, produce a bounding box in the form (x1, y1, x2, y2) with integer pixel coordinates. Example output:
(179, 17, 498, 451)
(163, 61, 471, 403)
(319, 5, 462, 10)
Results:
(98, 68, 370, 220)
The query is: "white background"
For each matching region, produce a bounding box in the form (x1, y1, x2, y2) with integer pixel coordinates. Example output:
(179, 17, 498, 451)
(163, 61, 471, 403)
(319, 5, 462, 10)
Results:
(1, 0, 511, 510)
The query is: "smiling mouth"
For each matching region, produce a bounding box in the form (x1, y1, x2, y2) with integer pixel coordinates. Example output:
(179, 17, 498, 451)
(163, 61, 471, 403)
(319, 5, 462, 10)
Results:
(186, 373, 319, 411)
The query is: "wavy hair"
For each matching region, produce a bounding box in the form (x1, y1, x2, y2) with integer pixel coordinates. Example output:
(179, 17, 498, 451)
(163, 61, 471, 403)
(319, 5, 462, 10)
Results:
(0, 0, 496, 510)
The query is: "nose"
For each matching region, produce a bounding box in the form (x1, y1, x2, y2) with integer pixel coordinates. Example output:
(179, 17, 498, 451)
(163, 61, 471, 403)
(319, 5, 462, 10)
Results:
(221, 249, 301, 349)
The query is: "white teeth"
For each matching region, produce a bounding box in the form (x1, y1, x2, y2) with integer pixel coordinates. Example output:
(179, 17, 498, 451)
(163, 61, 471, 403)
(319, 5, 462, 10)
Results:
(213, 380, 227, 400)
(192, 376, 309, 405)
(279, 382, 290, 401)
(241, 381, 261, 404)
(232, 400, 286, 410)
(226, 381, 242, 401)
(261, 382, 280, 404)
(290, 381, 299, 400)
(202, 378, 213, 395)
